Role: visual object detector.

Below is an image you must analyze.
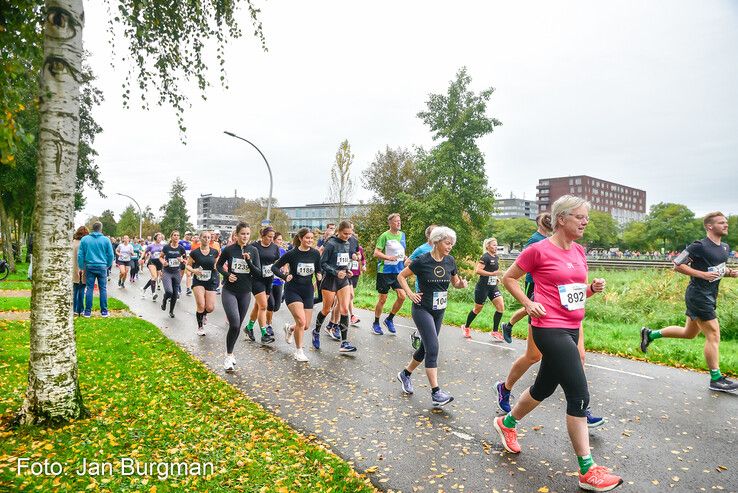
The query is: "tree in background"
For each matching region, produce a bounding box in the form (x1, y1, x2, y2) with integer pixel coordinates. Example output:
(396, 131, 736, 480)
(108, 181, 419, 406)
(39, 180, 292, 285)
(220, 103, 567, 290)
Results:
(491, 218, 536, 252)
(327, 139, 355, 221)
(645, 203, 701, 251)
(140, 206, 161, 238)
(116, 205, 140, 238)
(98, 210, 117, 237)
(620, 220, 654, 252)
(727, 215, 738, 252)
(159, 178, 193, 235)
(235, 197, 290, 236)
(582, 210, 619, 250)
(413, 67, 501, 259)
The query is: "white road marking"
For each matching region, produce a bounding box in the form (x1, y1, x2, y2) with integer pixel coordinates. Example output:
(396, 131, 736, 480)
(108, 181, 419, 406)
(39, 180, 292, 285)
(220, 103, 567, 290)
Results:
(585, 363, 654, 380)
(468, 339, 516, 351)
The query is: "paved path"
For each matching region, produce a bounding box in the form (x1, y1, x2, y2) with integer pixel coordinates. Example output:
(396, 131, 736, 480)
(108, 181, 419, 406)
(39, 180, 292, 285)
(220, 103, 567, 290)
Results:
(113, 280, 737, 492)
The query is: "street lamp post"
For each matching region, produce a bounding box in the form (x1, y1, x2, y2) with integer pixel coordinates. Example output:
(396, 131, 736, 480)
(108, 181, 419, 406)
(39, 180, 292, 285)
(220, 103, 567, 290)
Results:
(116, 193, 143, 238)
(223, 131, 273, 223)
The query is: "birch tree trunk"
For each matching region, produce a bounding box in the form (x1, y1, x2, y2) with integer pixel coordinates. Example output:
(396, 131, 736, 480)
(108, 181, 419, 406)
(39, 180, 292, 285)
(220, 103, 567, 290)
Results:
(17, 0, 88, 425)
(0, 200, 15, 272)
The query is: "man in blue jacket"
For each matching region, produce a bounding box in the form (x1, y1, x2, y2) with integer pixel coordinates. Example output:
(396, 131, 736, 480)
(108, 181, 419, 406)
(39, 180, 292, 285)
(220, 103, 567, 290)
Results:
(77, 221, 115, 317)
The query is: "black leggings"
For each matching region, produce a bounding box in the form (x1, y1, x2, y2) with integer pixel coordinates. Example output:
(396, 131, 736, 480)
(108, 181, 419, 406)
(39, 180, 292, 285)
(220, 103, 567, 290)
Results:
(130, 260, 139, 280)
(529, 327, 589, 417)
(268, 284, 283, 312)
(222, 288, 252, 353)
(411, 304, 445, 369)
(161, 269, 181, 312)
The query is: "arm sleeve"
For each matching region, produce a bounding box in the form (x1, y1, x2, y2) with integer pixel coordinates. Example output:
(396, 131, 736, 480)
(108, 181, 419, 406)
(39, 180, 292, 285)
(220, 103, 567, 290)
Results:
(271, 249, 290, 280)
(375, 232, 386, 251)
(246, 245, 261, 274)
(314, 251, 322, 279)
(450, 257, 458, 277)
(320, 243, 337, 276)
(408, 258, 420, 276)
(515, 244, 538, 274)
(409, 245, 424, 260)
(106, 242, 115, 267)
(216, 248, 229, 277)
(77, 241, 85, 268)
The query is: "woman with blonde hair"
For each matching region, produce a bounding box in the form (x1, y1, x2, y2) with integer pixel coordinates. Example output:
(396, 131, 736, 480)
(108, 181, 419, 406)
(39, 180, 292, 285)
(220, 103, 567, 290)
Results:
(461, 237, 505, 340)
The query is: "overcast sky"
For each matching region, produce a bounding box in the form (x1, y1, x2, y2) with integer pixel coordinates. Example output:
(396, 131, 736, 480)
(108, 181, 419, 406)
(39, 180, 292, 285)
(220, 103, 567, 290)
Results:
(77, 0, 738, 228)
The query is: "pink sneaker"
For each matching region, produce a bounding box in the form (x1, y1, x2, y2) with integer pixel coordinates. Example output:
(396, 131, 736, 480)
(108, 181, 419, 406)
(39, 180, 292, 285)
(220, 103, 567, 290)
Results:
(491, 331, 504, 342)
(578, 465, 623, 491)
(462, 325, 471, 338)
(493, 416, 521, 453)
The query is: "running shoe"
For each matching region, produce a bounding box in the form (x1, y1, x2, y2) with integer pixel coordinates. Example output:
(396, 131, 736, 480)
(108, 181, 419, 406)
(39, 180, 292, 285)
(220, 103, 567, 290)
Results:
(216, 287, 221, 295)
(161, 300, 167, 311)
(383, 318, 397, 335)
(325, 323, 340, 341)
(397, 371, 414, 395)
(332, 324, 341, 341)
(224, 356, 235, 373)
(140, 288, 147, 299)
(495, 381, 511, 413)
(462, 325, 471, 338)
(372, 321, 384, 335)
(502, 322, 513, 343)
(431, 389, 454, 407)
(169, 312, 175, 319)
(186, 288, 192, 296)
(312, 329, 320, 350)
(265, 325, 275, 337)
(586, 408, 605, 428)
(83, 310, 91, 318)
(101, 310, 109, 318)
(491, 331, 504, 343)
(493, 416, 521, 453)
(152, 292, 158, 302)
(283, 323, 294, 344)
(339, 341, 357, 353)
(261, 334, 275, 344)
(709, 376, 738, 393)
(639, 327, 652, 353)
(294, 349, 309, 362)
(196, 327, 206, 337)
(578, 465, 623, 491)
(244, 327, 256, 342)
(410, 330, 422, 350)
(350, 315, 361, 327)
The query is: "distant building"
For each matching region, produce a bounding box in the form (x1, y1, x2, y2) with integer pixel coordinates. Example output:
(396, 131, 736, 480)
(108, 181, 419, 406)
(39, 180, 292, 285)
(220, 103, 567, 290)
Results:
(536, 175, 646, 225)
(492, 194, 538, 220)
(281, 203, 369, 235)
(197, 193, 245, 232)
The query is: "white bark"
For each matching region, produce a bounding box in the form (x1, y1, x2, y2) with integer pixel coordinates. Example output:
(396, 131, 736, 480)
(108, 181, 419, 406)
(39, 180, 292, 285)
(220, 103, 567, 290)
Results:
(18, 0, 87, 425)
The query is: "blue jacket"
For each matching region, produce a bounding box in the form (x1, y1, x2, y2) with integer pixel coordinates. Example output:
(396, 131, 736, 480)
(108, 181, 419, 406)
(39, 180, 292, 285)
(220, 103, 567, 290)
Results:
(78, 232, 114, 268)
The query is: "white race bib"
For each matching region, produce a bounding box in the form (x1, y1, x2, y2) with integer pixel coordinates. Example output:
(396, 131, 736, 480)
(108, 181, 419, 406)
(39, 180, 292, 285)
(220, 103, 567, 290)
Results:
(262, 264, 274, 277)
(231, 258, 250, 274)
(152, 251, 161, 259)
(350, 260, 360, 271)
(119, 254, 131, 262)
(168, 258, 181, 268)
(708, 262, 727, 282)
(196, 269, 212, 281)
(487, 275, 498, 286)
(337, 252, 350, 267)
(384, 239, 405, 265)
(432, 291, 448, 310)
(297, 262, 314, 276)
(558, 283, 587, 311)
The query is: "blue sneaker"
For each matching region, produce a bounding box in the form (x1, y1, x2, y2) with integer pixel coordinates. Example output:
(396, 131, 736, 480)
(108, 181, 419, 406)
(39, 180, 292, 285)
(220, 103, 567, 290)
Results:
(100, 309, 109, 318)
(83, 310, 91, 318)
(501, 322, 513, 344)
(339, 341, 357, 353)
(432, 389, 454, 407)
(325, 323, 340, 341)
(372, 321, 384, 335)
(397, 371, 414, 394)
(312, 328, 320, 350)
(496, 381, 511, 413)
(332, 324, 341, 341)
(585, 408, 605, 428)
(265, 325, 274, 337)
(384, 317, 397, 334)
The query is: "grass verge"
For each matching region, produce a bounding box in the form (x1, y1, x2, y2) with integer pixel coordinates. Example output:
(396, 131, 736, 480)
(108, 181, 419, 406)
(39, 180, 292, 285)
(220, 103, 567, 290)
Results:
(0, 297, 128, 312)
(0, 282, 32, 290)
(0, 317, 376, 492)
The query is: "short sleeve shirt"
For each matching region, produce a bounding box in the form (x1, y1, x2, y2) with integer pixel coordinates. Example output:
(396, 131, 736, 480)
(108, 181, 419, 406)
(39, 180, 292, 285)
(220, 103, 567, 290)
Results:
(376, 231, 406, 274)
(524, 231, 547, 284)
(684, 238, 730, 297)
(409, 253, 457, 312)
(476, 252, 499, 288)
(515, 239, 588, 329)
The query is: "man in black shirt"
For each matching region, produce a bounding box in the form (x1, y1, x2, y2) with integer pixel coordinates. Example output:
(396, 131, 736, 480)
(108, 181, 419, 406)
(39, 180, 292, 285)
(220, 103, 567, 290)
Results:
(640, 212, 738, 392)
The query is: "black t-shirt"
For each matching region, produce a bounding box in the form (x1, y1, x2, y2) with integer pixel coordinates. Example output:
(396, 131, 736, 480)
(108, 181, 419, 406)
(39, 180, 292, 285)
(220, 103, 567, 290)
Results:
(409, 252, 457, 312)
(216, 243, 261, 293)
(190, 247, 219, 283)
(476, 252, 500, 288)
(271, 247, 321, 286)
(252, 241, 281, 280)
(684, 238, 730, 297)
(162, 243, 187, 272)
(320, 236, 351, 277)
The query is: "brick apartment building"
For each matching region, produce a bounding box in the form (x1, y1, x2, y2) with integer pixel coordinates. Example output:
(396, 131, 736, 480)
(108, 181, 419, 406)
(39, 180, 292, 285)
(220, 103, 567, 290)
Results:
(536, 176, 646, 225)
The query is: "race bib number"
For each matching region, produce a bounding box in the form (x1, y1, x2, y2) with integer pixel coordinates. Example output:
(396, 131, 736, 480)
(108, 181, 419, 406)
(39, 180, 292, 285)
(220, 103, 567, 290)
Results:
(262, 264, 274, 277)
(384, 239, 405, 265)
(231, 258, 250, 274)
(119, 254, 131, 262)
(196, 270, 212, 281)
(297, 262, 315, 276)
(152, 251, 161, 259)
(337, 252, 350, 267)
(168, 258, 181, 268)
(487, 275, 498, 286)
(558, 283, 587, 311)
(350, 260, 360, 271)
(708, 262, 727, 282)
(432, 291, 448, 310)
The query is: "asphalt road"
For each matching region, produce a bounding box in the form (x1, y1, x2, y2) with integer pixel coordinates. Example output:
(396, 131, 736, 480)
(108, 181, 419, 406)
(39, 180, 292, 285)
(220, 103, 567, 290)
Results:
(113, 278, 737, 493)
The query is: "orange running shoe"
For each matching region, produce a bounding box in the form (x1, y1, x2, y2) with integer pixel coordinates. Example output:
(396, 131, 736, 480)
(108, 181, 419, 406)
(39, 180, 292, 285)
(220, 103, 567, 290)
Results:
(493, 416, 521, 453)
(578, 465, 623, 491)
(462, 325, 471, 338)
(491, 331, 504, 342)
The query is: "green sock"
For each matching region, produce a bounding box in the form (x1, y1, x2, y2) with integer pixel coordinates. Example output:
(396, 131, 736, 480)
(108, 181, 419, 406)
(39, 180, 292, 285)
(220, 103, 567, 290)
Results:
(502, 412, 518, 428)
(648, 329, 663, 342)
(710, 369, 722, 381)
(578, 454, 595, 475)
(246, 320, 255, 331)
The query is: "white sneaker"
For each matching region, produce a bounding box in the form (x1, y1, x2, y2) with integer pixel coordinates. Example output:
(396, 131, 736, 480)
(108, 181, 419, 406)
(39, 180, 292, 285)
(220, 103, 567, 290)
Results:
(224, 355, 235, 372)
(197, 327, 206, 337)
(141, 288, 147, 299)
(284, 323, 295, 344)
(293, 349, 309, 362)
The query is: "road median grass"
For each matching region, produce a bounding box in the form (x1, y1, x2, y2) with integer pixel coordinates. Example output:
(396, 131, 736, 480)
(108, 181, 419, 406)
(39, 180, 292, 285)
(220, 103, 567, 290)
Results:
(353, 267, 738, 376)
(0, 296, 129, 312)
(0, 316, 376, 492)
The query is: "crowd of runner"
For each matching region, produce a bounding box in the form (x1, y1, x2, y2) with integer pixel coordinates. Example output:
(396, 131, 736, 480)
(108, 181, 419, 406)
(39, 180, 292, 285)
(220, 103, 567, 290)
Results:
(76, 195, 738, 492)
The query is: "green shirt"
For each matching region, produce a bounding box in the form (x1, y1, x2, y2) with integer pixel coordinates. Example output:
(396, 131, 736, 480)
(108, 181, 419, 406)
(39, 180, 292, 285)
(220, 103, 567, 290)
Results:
(375, 230, 406, 274)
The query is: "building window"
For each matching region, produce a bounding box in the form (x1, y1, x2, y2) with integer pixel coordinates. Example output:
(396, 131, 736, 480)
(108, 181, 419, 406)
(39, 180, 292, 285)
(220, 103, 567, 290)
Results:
(541, 204, 547, 211)
(575, 178, 581, 185)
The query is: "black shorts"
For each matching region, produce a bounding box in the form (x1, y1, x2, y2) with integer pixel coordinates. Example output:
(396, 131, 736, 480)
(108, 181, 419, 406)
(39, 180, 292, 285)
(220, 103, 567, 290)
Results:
(116, 260, 131, 267)
(192, 278, 218, 291)
(147, 259, 163, 271)
(284, 283, 315, 308)
(376, 272, 401, 294)
(321, 273, 350, 293)
(252, 278, 274, 296)
(474, 284, 502, 304)
(685, 286, 717, 322)
(349, 276, 359, 289)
